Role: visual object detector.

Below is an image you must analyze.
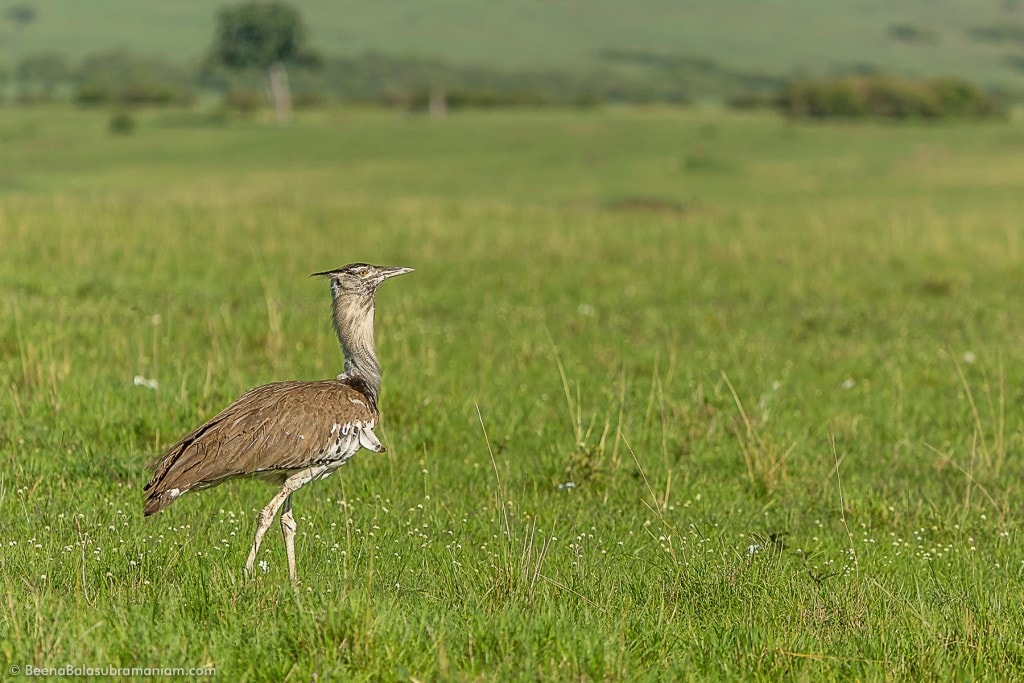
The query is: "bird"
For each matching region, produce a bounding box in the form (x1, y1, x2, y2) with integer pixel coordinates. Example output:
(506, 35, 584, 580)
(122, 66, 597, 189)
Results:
(143, 262, 413, 581)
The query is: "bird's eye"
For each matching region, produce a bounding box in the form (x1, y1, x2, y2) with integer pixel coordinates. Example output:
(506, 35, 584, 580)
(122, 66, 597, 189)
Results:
(358, 268, 369, 278)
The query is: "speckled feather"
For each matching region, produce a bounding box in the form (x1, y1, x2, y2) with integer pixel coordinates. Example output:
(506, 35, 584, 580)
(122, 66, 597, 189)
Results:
(143, 379, 381, 515)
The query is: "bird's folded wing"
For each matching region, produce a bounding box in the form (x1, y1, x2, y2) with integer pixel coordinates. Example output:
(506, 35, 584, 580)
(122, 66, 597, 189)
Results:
(145, 380, 380, 495)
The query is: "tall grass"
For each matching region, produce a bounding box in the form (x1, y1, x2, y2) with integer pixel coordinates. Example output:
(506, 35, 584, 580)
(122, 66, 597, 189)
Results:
(0, 108, 1022, 679)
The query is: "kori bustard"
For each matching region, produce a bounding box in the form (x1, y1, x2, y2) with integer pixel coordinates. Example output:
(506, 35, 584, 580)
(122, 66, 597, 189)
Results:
(143, 263, 412, 580)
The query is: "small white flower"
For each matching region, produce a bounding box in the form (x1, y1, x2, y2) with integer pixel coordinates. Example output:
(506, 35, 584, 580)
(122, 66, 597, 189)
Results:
(841, 378, 856, 390)
(577, 304, 596, 317)
(133, 375, 159, 390)
(962, 351, 976, 364)
(258, 559, 269, 573)
(557, 482, 576, 491)
(747, 544, 762, 556)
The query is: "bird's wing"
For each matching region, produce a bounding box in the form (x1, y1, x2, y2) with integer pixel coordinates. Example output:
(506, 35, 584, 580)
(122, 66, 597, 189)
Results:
(144, 380, 380, 501)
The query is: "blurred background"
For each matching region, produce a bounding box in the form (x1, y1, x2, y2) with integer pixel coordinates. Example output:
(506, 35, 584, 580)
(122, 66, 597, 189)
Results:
(1, 0, 1021, 120)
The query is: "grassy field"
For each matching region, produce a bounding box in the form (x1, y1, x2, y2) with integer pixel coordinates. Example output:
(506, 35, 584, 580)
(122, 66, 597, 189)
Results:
(1, 106, 1024, 679)
(4, 0, 1024, 89)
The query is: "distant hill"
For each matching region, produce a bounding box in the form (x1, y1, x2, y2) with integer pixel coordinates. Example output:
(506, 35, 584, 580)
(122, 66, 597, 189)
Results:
(3, 0, 1024, 91)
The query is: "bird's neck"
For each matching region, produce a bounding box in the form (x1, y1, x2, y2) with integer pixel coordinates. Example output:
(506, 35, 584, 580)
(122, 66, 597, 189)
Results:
(331, 291, 381, 404)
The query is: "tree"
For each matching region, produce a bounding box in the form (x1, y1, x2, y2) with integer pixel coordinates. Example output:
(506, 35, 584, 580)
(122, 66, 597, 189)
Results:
(3, 4, 38, 94)
(4, 4, 37, 29)
(207, 1, 317, 123)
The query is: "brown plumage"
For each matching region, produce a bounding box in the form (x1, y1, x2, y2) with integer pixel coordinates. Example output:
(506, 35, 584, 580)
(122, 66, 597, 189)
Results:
(142, 379, 380, 515)
(143, 262, 413, 580)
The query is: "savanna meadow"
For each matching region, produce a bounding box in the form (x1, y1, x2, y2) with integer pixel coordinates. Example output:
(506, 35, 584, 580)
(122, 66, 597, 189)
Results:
(1, 106, 1023, 680)
(3, 2, 1024, 681)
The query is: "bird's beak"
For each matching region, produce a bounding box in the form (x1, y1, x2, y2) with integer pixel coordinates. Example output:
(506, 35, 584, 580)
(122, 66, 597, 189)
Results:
(379, 266, 414, 280)
(310, 269, 336, 278)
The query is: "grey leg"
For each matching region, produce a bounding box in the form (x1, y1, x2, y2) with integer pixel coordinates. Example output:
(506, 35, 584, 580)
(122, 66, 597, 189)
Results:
(280, 494, 298, 581)
(245, 486, 291, 575)
(244, 466, 324, 577)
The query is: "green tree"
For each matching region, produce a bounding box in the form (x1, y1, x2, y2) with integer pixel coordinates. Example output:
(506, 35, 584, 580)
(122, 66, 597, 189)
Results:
(4, 3, 36, 29)
(3, 3, 38, 90)
(207, 1, 316, 123)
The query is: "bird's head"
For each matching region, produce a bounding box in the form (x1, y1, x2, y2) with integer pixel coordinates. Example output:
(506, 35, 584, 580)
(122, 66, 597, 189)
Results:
(311, 263, 414, 297)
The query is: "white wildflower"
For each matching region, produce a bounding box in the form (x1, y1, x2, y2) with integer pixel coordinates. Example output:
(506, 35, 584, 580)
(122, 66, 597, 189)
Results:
(133, 375, 159, 390)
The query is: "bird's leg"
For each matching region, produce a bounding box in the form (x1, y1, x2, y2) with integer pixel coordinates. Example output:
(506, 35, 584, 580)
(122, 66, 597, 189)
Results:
(244, 466, 325, 577)
(245, 485, 293, 576)
(280, 494, 298, 581)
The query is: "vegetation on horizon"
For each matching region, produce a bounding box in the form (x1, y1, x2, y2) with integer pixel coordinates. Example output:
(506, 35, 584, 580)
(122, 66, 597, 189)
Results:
(1, 0, 1023, 113)
(777, 75, 1007, 120)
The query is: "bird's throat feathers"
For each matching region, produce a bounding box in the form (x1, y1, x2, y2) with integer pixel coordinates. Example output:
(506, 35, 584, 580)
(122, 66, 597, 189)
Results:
(331, 290, 381, 401)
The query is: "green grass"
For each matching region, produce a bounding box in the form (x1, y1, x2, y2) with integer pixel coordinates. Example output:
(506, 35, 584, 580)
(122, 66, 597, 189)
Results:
(1, 106, 1024, 679)
(3, 0, 1024, 89)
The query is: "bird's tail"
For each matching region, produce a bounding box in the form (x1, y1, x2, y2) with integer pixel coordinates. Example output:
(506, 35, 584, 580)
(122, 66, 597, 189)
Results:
(143, 444, 186, 516)
(144, 492, 168, 516)
(143, 483, 182, 516)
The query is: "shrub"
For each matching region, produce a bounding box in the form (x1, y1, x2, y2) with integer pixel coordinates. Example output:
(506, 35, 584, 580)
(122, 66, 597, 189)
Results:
(75, 82, 193, 107)
(75, 83, 112, 106)
(404, 87, 554, 111)
(108, 112, 136, 135)
(223, 89, 263, 114)
(931, 78, 1004, 117)
(888, 24, 936, 44)
(292, 90, 326, 109)
(726, 91, 776, 110)
(777, 75, 1006, 120)
(861, 77, 929, 118)
(74, 49, 195, 108)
